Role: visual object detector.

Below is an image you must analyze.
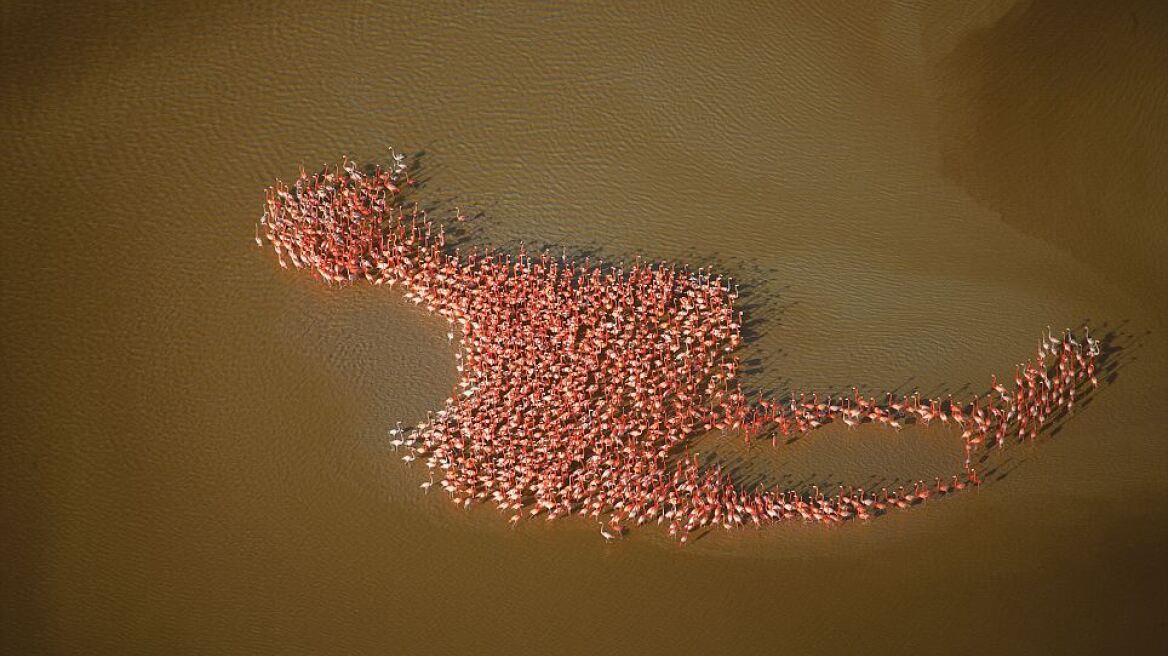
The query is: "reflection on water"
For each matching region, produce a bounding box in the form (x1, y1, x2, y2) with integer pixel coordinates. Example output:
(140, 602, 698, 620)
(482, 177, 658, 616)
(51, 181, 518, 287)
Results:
(2, 1, 1166, 654)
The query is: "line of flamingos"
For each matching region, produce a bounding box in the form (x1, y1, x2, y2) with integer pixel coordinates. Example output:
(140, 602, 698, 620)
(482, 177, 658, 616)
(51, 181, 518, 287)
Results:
(256, 154, 1100, 543)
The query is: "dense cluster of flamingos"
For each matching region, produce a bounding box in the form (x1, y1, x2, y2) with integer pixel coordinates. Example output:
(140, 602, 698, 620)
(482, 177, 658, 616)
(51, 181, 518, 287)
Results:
(257, 155, 1101, 543)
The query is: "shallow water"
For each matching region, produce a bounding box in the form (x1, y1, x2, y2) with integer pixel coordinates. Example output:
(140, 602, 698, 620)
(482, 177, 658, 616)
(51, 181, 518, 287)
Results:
(2, 1, 1166, 653)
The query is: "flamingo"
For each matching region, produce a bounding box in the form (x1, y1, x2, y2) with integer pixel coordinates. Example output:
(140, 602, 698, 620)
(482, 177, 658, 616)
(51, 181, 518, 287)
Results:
(599, 523, 616, 542)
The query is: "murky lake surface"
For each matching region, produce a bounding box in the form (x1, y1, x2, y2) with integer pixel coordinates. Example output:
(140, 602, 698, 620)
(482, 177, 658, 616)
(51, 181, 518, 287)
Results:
(3, 1, 1166, 653)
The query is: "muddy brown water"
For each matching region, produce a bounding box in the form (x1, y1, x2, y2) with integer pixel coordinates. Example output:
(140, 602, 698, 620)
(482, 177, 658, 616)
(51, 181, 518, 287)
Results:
(3, 1, 1166, 654)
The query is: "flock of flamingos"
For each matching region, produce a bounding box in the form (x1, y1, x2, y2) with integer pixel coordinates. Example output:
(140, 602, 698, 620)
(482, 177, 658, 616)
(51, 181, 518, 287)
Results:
(255, 154, 1101, 543)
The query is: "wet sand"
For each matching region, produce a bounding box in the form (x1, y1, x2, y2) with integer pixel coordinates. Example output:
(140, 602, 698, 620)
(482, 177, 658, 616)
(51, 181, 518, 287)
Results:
(2, 1, 1166, 654)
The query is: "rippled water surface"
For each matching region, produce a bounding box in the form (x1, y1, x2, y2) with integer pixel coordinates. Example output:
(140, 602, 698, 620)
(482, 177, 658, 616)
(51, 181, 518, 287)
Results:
(3, 1, 1166, 653)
